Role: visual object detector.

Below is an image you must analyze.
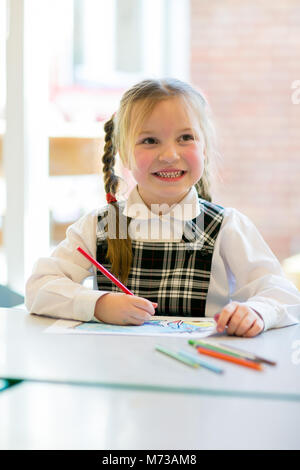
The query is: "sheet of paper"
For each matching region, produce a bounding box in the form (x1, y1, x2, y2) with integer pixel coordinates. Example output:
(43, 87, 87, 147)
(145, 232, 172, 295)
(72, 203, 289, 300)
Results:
(44, 316, 217, 338)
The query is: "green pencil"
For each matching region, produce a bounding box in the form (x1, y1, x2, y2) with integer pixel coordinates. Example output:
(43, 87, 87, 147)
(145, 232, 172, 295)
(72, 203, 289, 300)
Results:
(155, 345, 200, 368)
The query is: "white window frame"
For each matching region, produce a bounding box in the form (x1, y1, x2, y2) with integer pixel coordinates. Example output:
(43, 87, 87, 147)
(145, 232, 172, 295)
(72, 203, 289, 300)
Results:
(4, 0, 50, 293)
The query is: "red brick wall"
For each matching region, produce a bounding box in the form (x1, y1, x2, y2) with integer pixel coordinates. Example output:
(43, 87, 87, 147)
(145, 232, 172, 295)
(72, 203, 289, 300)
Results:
(190, 0, 300, 261)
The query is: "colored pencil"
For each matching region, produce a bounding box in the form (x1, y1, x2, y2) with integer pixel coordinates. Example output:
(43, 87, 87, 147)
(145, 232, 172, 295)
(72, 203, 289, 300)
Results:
(193, 345, 263, 371)
(155, 345, 200, 368)
(178, 350, 224, 374)
(219, 342, 277, 366)
(189, 339, 261, 363)
(77, 246, 134, 295)
(189, 339, 276, 366)
(188, 339, 253, 361)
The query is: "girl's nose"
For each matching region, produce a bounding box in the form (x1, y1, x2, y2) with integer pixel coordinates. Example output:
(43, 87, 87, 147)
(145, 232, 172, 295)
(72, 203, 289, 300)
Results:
(159, 147, 180, 163)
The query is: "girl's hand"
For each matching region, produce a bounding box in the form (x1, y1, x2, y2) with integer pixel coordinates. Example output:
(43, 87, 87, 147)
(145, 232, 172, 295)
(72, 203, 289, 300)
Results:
(94, 292, 157, 325)
(214, 302, 264, 337)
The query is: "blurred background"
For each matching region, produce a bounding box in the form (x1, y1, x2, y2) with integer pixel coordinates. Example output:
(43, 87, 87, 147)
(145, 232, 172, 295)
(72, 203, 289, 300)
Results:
(0, 0, 300, 296)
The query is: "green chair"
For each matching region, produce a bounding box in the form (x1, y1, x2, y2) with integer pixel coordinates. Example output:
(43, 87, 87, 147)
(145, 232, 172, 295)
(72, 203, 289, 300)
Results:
(0, 285, 24, 308)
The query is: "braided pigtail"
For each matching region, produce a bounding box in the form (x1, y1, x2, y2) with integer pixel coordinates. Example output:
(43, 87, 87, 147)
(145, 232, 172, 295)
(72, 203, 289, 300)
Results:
(102, 115, 132, 284)
(102, 116, 119, 198)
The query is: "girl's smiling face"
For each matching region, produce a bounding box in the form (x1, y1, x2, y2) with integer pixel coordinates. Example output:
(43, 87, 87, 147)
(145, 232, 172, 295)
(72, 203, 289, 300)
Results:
(128, 97, 205, 209)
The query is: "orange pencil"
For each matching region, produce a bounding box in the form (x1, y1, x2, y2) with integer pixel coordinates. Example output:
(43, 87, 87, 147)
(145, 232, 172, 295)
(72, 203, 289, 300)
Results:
(195, 345, 263, 371)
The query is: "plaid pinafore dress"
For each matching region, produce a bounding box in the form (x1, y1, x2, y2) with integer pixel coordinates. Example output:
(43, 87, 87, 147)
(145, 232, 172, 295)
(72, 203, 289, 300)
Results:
(96, 199, 224, 317)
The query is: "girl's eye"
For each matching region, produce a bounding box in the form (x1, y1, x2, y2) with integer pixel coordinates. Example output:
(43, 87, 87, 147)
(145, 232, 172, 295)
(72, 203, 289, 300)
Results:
(179, 134, 194, 142)
(141, 137, 157, 145)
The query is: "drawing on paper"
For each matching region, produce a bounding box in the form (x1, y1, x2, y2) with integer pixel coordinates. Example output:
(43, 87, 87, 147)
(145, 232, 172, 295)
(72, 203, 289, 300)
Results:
(45, 317, 217, 338)
(74, 318, 216, 336)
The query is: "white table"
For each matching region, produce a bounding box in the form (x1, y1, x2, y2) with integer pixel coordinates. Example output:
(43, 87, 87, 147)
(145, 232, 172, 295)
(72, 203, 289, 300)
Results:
(0, 307, 300, 449)
(1, 381, 300, 450)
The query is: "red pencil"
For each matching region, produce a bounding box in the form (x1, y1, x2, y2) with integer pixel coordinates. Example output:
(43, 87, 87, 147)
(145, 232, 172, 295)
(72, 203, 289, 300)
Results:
(195, 345, 263, 371)
(77, 246, 133, 295)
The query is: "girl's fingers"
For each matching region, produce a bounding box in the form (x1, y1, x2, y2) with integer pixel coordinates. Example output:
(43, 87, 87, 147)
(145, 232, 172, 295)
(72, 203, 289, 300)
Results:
(243, 318, 264, 337)
(131, 296, 156, 315)
(216, 302, 238, 333)
(216, 303, 265, 337)
(234, 314, 257, 336)
(214, 313, 220, 322)
(129, 308, 153, 325)
(226, 309, 249, 335)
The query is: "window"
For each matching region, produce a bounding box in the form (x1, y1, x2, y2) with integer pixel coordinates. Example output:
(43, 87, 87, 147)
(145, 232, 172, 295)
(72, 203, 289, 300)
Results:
(52, 0, 189, 92)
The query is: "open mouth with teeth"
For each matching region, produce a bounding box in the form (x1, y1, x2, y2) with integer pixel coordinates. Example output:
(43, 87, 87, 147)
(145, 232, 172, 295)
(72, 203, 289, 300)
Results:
(152, 170, 186, 181)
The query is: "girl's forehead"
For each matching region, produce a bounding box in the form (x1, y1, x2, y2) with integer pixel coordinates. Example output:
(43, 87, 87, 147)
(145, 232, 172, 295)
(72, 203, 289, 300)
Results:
(134, 97, 199, 133)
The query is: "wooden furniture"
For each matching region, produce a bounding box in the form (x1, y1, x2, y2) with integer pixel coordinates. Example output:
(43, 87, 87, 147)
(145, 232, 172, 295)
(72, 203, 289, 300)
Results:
(0, 133, 104, 245)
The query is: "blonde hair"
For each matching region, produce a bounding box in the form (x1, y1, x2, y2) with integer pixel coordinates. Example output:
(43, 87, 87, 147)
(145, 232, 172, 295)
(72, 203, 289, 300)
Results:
(102, 78, 218, 282)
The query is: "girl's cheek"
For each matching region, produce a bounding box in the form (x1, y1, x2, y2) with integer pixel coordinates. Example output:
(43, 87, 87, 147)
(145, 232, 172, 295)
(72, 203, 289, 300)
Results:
(184, 147, 204, 168)
(134, 149, 155, 173)
(183, 148, 205, 182)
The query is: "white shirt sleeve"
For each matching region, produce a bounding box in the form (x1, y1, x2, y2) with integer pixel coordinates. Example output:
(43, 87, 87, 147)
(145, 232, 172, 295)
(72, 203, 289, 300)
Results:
(215, 208, 300, 331)
(25, 211, 109, 321)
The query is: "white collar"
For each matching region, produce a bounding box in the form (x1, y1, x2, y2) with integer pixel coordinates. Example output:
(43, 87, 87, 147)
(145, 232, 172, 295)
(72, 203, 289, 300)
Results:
(123, 185, 201, 221)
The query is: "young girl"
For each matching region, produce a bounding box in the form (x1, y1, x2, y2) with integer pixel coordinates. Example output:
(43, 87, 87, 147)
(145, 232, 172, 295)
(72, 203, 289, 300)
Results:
(25, 78, 300, 337)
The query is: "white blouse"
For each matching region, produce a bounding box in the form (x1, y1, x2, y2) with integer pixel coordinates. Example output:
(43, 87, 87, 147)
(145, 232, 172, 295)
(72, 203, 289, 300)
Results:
(25, 185, 300, 331)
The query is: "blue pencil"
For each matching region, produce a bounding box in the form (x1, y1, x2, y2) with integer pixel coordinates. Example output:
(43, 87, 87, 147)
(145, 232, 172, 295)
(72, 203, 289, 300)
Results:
(178, 350, 224, 374)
